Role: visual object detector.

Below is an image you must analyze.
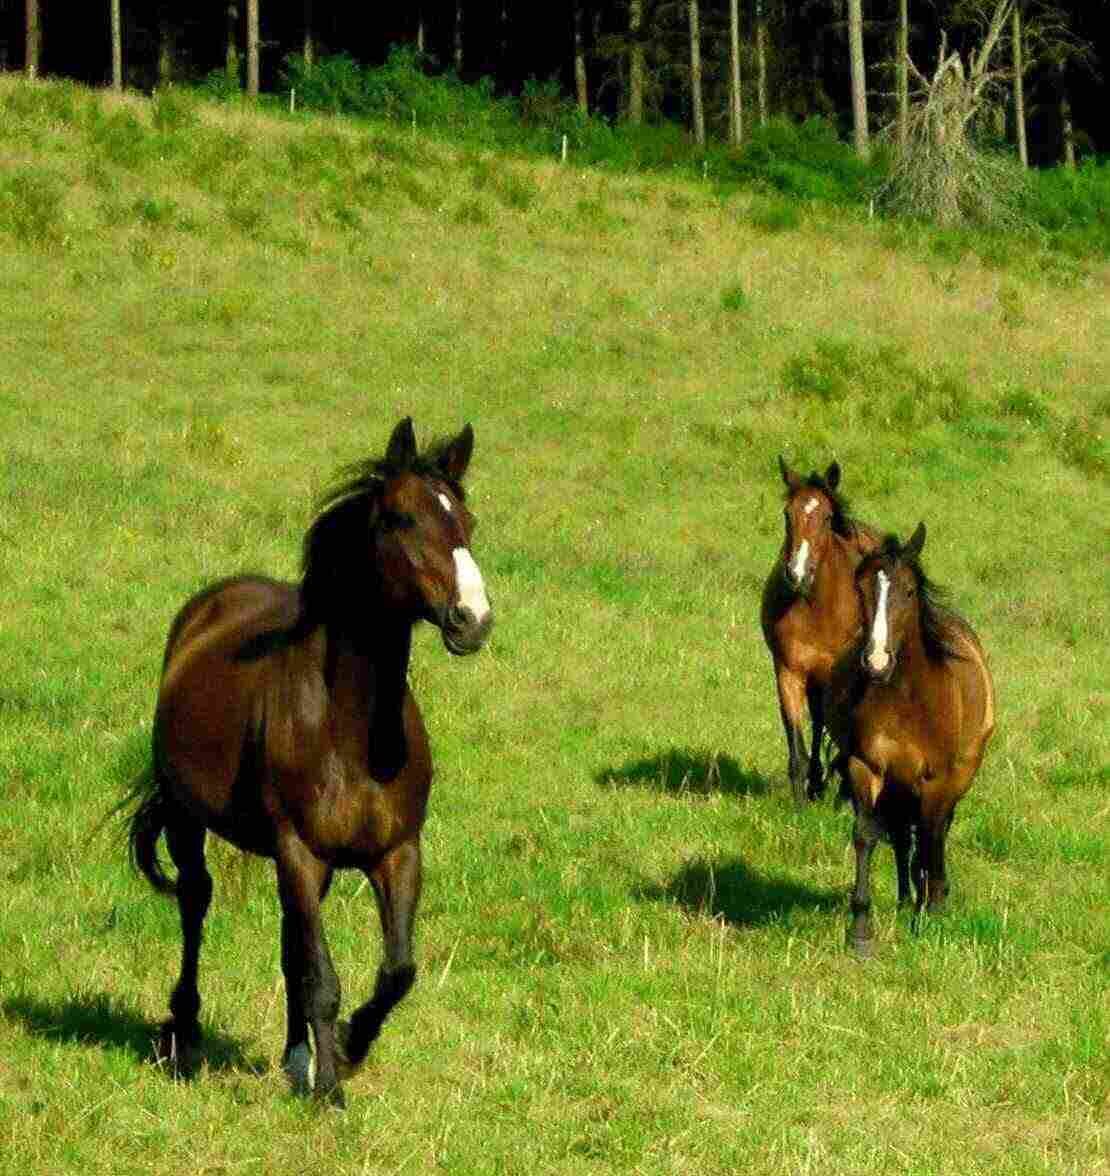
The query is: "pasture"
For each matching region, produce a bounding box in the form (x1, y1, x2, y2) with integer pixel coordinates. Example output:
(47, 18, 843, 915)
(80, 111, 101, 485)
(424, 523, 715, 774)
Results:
(0, 77, 1107, 1174)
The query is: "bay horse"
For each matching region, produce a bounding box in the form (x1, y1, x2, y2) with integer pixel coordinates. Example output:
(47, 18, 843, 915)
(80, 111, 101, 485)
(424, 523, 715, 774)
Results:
(760, 457, 880, 805)
(123, 417, 493, 1106)
(824, 523, 995, 954)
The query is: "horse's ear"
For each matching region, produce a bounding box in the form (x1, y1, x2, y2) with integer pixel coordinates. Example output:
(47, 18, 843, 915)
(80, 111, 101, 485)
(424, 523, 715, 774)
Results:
(905, 521, 927, 558)
(778, 455, 799, 490)
(825, 461, 841, 490)
(437, 423, 474, 483)
(386, 417, 417, 469)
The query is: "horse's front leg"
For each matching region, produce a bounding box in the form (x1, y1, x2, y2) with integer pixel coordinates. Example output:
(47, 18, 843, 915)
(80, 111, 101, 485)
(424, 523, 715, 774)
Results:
(846, 756, 883, 955)
(275, 833, 344, 1107)
(339, 838, 421, 1076)
(775, 666, 810, 806)
(280, 862, 334, 1095)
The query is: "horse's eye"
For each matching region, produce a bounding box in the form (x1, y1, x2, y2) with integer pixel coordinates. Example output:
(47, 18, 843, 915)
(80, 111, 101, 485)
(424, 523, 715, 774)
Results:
(381, 510, 415, 532)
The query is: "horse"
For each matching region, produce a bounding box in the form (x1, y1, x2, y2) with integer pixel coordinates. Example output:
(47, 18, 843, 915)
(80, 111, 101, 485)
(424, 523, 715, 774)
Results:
(823, 523, 995, 954)
(122, 417, 493, 1106)
(760, 457, 880, 805)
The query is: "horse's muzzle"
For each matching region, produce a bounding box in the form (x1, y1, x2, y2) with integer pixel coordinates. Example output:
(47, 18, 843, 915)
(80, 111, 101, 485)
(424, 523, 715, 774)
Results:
(861, 647, 894, 684)
(441, 603, 493, 656)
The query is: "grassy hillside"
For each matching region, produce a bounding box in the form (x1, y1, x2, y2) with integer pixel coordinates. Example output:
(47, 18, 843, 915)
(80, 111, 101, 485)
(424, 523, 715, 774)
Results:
(0, 77, 1107, 1175)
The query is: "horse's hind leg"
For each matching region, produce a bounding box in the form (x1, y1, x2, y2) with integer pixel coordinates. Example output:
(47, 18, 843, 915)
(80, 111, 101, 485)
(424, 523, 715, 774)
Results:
(340, 839, 421, 1075)
(805, 683, 827, 800)
(157, 818, 212, 1075)
(892, 823, 913, 908)
(275, 835, 344, 1106)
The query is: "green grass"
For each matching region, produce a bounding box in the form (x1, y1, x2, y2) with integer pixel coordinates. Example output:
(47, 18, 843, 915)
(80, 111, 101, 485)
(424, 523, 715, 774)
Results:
(0, 76, 1108, 1175)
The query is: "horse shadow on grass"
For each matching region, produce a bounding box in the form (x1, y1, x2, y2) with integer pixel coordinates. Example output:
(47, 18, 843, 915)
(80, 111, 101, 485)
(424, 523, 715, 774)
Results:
(637, 855, 842, 928)
(2, 990, 266, 1077)
(596, 748, 773, 799)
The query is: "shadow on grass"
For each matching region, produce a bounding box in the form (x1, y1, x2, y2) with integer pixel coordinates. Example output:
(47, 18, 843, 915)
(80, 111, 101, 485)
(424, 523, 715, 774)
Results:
(638, 855, 841, 928)
(2, 990, 265, 1075)
(596, 748, 772, 799)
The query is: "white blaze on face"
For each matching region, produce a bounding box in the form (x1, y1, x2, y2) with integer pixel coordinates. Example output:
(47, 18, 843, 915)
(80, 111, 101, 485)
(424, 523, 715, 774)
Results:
(803, 497, 819, 516)
(437, 492, 453, 512)
(867, 570, 892, 674)
(452, 548, 491, 623)
(791, 540, 810, 583)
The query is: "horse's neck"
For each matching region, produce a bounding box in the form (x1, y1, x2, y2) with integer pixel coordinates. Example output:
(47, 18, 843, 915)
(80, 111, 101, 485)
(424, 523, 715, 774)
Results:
(811, 535, 856, 607)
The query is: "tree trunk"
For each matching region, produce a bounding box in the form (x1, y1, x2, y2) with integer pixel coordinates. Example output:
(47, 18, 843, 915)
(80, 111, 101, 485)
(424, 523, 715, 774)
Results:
(896, 0, 908, 149)
(689, 0, 705, 147)
(574, 2, 588, 115)
(25, 0, 39, 79)
(1058, 63, 1075, 169)
(727, 0, 742, 146)
(847, 0, 869, 159)
(755, 0, 767, 125)
(226, 4, 239, 78)
(454, 0, 463, 74)
(1012, 2, 1027, 167)
(416, 8, 425, 55)
(110, 0, 122, 90)
(303, 0, 313, 68)
(157, 7, 173, 85)
(246, 0, 259, 97)
(628, 0, 644, 124)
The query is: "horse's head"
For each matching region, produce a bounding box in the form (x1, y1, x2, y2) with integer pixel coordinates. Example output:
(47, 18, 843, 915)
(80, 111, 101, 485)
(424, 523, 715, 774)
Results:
(855, 523, 927, 683)
(374, 418, 492, 655)
(303, 418, 493, 656)
(777, 456, 846, 595)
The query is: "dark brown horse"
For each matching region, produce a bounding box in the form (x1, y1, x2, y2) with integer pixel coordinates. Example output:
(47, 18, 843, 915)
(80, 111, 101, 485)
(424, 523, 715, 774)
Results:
(123, 417, 492, 1105)
(760, 458, 880, 804)
(824, 523, 995, 954)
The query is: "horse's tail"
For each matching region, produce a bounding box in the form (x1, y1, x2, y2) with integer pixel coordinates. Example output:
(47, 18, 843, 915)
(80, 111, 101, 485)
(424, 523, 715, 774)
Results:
(122, 764, 178, 897)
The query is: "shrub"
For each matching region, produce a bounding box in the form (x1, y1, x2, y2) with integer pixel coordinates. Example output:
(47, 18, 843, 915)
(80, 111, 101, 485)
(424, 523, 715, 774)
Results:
(0, 167, 65, 245)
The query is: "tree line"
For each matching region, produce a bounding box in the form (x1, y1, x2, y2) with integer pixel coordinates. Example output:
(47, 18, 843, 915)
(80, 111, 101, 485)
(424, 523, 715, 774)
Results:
(2, 1, 1106, 165)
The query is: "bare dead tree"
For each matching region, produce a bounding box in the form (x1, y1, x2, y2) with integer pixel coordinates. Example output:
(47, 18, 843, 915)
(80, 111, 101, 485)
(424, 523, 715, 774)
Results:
(879, 1, 1025, 227)
(303, 0, 314, 69)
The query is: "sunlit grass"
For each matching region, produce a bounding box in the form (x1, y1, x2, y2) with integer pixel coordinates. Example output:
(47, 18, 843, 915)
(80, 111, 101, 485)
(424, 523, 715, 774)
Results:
(0, 75, 1107, 1175)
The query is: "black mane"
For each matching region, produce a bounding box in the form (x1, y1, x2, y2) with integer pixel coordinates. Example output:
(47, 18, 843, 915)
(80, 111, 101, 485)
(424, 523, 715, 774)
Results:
(235, 435, 464, 662)
(876, 534, 966, 664)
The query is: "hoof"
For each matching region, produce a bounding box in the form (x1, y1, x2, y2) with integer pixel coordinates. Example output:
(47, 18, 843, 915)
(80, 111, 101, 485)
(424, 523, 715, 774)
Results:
(334, 1019, 358, 1081)
(154, 1022, 200, 1077)
(806, 781, 827, 802)
(282, 1042, 314, 1095)
(315, 1081, 347, 1110)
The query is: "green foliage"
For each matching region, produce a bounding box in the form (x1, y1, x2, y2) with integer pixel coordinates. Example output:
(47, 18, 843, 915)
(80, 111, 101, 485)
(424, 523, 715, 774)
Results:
(0, 167, 65, 245)
(748, 197, 801, 234)
(1020, 159, 1110, 257)
(781, 337, 970, 427)
(86, 108, 155, 170)
(730, 117, 881, 205)
(720, 283, 749, 313)
(151, 87, 198, 133)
